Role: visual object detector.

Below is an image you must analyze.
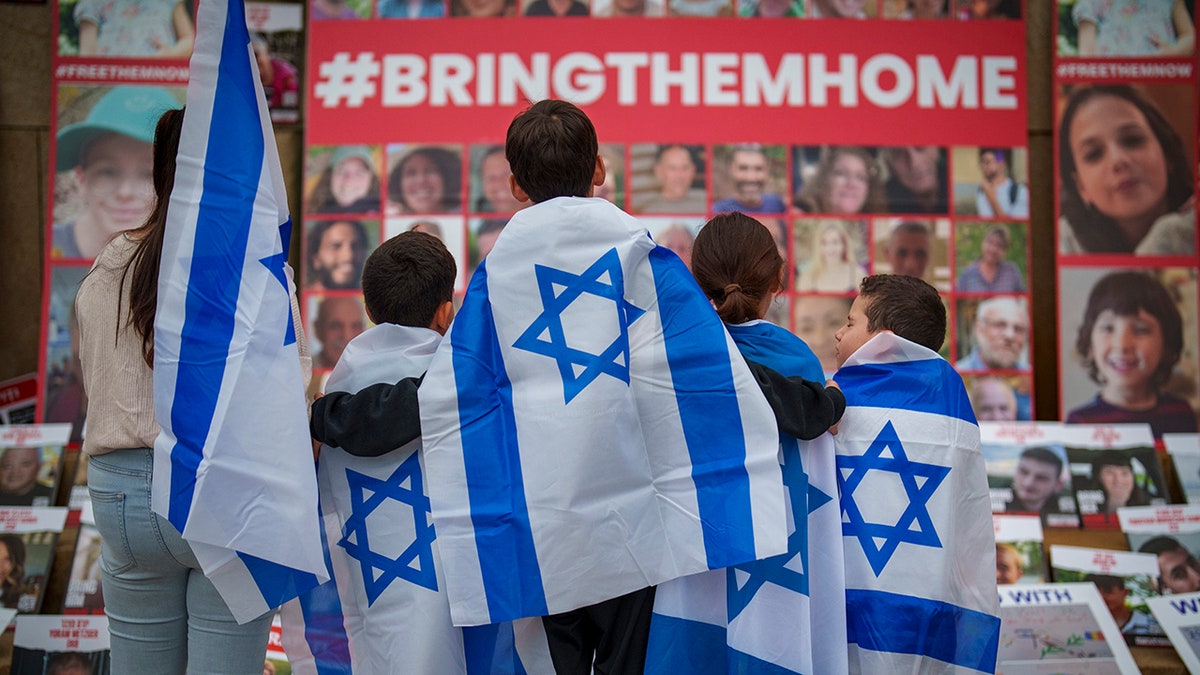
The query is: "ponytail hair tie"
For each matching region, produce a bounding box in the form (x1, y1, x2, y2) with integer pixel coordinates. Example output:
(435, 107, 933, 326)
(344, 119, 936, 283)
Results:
(723, 283, 742, 295)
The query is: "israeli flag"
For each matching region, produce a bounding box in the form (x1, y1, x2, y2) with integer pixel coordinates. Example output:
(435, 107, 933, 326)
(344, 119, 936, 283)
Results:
(152, 0, 325, 623)
(419, 197, 786, 626)
(280, 325, 554, 674)
(645, 320, 848, 675)
(834, 333, 1000, 674)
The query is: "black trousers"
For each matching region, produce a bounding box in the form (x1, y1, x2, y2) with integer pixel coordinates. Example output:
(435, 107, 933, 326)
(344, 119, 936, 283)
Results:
(542, 585, 657, 675)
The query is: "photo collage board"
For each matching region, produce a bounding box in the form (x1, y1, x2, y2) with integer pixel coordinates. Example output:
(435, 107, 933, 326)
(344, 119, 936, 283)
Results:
(1053, 0, 1200, 442)
(301, 8, 1031, 406)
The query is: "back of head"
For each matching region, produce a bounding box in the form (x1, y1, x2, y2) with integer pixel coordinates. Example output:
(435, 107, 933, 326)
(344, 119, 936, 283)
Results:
(691, 212, 782, 324)
(361, 231, 456, 327)
(505, 100, 598, 203)
(857, 274, 945, 352)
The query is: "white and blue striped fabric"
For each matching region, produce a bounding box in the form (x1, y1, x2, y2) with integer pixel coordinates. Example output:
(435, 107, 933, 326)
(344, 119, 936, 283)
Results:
(645, 320, 848, 675)
(151, 0, 326, 623)
(418, 197, 787, 627)
(280, 325, 555, 674)
(833, 333, 1000, 674)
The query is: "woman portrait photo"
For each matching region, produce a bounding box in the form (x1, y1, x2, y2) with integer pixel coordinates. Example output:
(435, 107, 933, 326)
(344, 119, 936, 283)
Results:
(1092, 450, 1154, 514)
(955, 223, 1027, 293)
(794, 146, 886, 215)
(1058, 84, 1196, 256)
(387, 145, 463, 215)
(0, 533, 25, 610)
(1064, 268, 1199, 439)
(306, 145, 382, 216)
(54, 85, 183, 260)
(794, 219, 869, 293)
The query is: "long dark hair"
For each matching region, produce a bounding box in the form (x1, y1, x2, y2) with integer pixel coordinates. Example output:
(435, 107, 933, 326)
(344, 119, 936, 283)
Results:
(118, 107, 185, 367)
(691, 212, 782, 325)
(1058, 85, 1194, 253)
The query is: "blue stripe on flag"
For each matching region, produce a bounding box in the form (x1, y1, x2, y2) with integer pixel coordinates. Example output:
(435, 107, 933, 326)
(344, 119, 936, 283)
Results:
(298, 484, 352, 675)
(646, 614, 804, 675)
(238, 551, 321, 610)
(834, 359, 976, 425)
(846, 588, 999, 672)
(166, 0, 262, 530)
(645, 614, 727, 675)
(452, 263, 547, 622)
(463, 623, 528, 675)
(726, 321, 823, 384)
(648, 247, 755, 568)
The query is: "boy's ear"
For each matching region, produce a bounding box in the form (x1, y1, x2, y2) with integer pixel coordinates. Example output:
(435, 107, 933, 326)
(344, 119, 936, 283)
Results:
(591, 155, 606, 189)
(430, 300, 455, 335)
(509, 176, 530, 204)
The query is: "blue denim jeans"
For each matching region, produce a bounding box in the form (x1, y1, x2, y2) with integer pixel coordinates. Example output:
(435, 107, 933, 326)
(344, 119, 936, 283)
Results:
(87, 448, 272, 674)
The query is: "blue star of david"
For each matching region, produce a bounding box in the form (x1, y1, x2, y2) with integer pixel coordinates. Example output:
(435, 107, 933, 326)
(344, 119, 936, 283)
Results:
(838, 420, 950, 577)
(339, 451, 438, 604)
(512, 248, 645, 404)
(259, 219, 296, 346)
(726, 439, 833, 620)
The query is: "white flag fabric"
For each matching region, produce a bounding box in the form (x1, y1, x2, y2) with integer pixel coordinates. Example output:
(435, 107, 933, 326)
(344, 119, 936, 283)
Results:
(419, 197, 786, 626)
(280, 325, 554, 674)
(833, 333, 1000, 674)
(152, 0, 325, 623)
(644, 320, 848, 675)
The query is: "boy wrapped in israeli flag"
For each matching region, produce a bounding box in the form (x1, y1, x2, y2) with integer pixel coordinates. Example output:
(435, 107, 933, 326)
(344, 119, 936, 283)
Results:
(832, 275, 1000, 674)
(282, 232, 553, 674)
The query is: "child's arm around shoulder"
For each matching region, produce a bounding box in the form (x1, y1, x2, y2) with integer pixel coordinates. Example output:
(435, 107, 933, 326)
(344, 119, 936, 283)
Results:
(310, 375, 423, 457)
(745, 360, 846, 440)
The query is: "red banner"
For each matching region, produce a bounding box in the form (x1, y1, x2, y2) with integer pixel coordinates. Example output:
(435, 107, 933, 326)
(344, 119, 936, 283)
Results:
(307, 18, 1027, 145)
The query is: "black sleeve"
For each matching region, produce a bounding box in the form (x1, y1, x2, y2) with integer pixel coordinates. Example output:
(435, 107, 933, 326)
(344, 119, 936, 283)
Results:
(310, 375, 423, 457)
(746, 360, 846, 441)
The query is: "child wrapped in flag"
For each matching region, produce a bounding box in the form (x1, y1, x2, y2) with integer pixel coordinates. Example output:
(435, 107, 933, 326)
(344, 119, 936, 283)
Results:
(281, 231, 553, 673)
(832, 274, 1001, 674)
(645, 212, 849, 675)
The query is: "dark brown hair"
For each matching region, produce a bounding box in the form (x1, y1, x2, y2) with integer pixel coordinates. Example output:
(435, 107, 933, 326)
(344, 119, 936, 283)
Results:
(691, 212, 782, 324)
(505, 100, 598, 203)
(1074, 270, 1182, 388)
(388, 146, 463, 213)
(361, 231, 456, 328)
(118, 107, 185, 367)
(857, 274, 946, 352)
(1058, 85, 1194, 253)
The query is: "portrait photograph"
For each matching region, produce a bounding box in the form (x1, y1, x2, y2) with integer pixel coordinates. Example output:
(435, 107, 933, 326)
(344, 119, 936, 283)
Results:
(1058, 266, 1199, 439)
(305, 144, 383, 217)
(627, 143, 707, 215)
(1056, 82, 1196, 257)
(951, 145, 1029, 218)
(53, 84, 186, 261)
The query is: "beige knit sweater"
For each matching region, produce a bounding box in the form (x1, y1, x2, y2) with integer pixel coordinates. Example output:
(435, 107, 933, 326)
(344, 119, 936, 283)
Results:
(75, 233, 311, 456)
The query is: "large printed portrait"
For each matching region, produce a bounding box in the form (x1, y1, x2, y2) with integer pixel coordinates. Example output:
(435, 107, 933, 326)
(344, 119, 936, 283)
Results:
(1056, 0, 1196, 57)
(1059, 267, 1200, 439)
(1057, 82, 1197, 257)
(53, 85, 185, 261)
(303, 218, 380, 292)
(57, 0, 195, 58)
